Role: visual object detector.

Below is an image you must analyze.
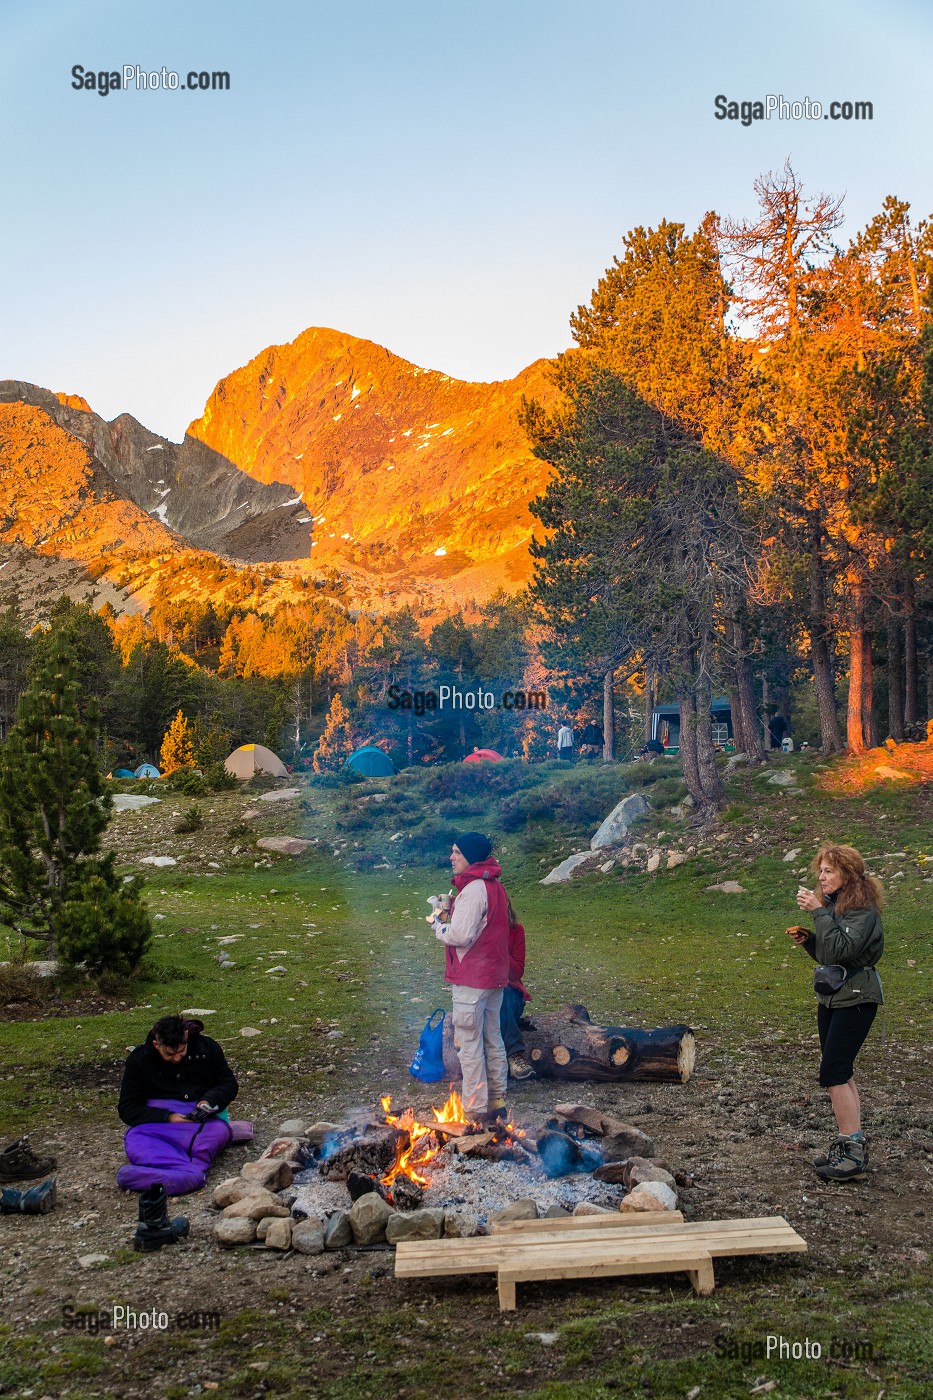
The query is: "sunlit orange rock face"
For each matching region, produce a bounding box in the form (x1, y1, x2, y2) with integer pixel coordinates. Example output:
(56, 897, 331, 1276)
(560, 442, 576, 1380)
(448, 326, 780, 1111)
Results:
(187, 327, 557, 589)
(0, 402, 177, 560)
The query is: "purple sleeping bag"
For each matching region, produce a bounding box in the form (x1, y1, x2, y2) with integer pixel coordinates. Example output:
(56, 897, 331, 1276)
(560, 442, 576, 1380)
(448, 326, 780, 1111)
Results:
(117, 1098, 234, 1196)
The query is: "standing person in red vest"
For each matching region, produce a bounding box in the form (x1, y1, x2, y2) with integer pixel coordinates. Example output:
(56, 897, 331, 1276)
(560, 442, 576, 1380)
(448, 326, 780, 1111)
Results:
(432, 832, 510, 1125)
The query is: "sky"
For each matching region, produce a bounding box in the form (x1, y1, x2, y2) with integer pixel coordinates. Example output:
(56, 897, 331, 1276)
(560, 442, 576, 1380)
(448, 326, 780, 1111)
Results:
(2, 0, 932, 439)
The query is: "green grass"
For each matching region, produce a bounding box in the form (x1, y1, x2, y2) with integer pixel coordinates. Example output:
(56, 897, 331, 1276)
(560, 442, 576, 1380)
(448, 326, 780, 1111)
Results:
(1, 751, 930, 1397)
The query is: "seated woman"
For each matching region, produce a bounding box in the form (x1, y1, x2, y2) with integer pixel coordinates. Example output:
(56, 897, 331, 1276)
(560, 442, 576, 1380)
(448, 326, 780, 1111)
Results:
(117, 1015, 244, 1195)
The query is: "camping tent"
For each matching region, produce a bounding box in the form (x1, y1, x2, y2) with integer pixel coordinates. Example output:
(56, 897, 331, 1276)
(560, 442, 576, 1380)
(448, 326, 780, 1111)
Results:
(346, 745, 396, 778)
(463, 748, 504, 763)
(112, 768, 137, 779)
(135, 763, 161, 779)
(224, 743, 289, 779)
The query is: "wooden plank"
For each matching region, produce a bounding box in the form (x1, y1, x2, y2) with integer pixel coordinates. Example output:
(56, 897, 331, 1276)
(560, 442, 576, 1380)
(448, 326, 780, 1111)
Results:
(492, 1210, 685, 1234)
(394, 1228, 805, 1278)
(395, 1221, 804, 1267)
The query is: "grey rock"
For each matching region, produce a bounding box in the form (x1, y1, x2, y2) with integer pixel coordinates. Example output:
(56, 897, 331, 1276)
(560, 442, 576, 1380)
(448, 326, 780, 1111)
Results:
(323, 1210, 353, 1249)
(214, 1217, 258, 1246)
(540, 853, 592, 885)
(487, 1198, 538, 1229)
(386, 1209, 445, 1243)
(240, 1158, 294, 1192)
(590, 793, 649, 850)
(77, 1253, 110, 1268)
(544, 1204, 570, 1219)
(782, 848, 802, 862)
(601, 1126, 656, 1161)
(277, 1119, 307, 1137)
(443, 1209, 484, 1238)
(572, 1201, 613, 1216)
(348, 1192, 395, 1245)
(767, 769, 795, 786)
(292, 1219, 326, 1255)
(704, 880, 747, 894)
(257, 836, 313, 855)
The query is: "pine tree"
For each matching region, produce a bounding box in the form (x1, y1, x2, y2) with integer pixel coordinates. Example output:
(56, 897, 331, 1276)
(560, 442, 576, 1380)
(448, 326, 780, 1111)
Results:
(0, 630, 152, 973)
(312, 694, 354, 771)
(160, 709, 196, 773)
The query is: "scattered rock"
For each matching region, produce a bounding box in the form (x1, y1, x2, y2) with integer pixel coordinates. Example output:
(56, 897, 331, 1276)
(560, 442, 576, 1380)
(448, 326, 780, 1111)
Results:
(77, 1253, 110, 1269)
(666, 852, 688, 869)
(599, 859, 616, 874)
(782, 848, 802, 862)
(241, 1158, 294, 1192)
(602, 1127, 656, 1161)
(572, 1201, 613, 1216)
(544, 1204, 570, 1219)
(323, 1211, 352, 1249)
(619, 1181, 679, 1212)
(875, 765, 912, 780)
(705, 881, 747, 894)
(443, 1209, 484, 1238)
(540, 853, 592, 885)
(112, 794, 161, 812)
(619, 1156, 677, 1190)
(256, 836, 314, 856)
(386, 1209, 445, 1243)
(348, 1192, 395, 1244)
(214, 1218, 258, 1246)
(263, 1218, 293, 1250)
(590, 793, 649, 850)
(140, 855, 177, 867)
(646, 851, 662, 873)
(292, 1219, 326, 1255)
(256, 788, 301, 802)
(259, 1136, 305, 1165)
(239, 1027, 261, 1037)
(767, 770, 794, 786)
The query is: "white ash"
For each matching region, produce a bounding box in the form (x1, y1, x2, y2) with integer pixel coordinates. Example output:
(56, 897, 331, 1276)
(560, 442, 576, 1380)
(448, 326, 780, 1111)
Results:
(290, 1144, 624, 1224)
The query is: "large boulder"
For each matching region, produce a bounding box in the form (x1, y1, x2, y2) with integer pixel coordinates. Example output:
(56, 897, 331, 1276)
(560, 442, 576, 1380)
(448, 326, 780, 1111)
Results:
(590, 793, 649, 850)
(323, 1210, 353, 1249)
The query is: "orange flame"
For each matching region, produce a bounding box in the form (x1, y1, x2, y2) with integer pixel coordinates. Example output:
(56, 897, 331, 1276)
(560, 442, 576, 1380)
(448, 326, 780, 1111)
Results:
(379, 1089, 469, 1187)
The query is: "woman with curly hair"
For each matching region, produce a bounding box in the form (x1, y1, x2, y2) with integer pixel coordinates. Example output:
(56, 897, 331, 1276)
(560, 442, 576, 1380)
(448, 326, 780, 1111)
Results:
(790, 844, 884, 1182)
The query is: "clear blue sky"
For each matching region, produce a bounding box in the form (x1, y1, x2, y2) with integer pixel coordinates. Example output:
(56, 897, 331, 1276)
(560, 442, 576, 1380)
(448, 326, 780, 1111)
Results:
(2, 0, 931, 438)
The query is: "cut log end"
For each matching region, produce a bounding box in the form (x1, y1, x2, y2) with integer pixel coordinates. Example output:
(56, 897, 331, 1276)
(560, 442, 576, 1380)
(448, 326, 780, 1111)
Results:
(530, 1048, 543, 1062)
(678, 1031, 696, 1084)
(552, 1045, 571, 1066)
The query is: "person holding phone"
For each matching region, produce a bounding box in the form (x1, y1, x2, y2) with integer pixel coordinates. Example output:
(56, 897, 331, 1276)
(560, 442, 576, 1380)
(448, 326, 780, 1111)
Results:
(789, 844, 884, 1182)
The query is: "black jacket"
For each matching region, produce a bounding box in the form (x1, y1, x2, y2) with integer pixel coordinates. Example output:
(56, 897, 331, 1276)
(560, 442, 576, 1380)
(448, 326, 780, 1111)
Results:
(118, 1019, 239, 1127)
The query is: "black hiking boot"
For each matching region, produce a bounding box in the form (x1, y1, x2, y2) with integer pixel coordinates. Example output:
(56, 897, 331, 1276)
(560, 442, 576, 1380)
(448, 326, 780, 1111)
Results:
(132, 1183, 190, 1252)
(814, 1136, 868, 1182)
(1, 1177, 57, 1214)
(0, 1135, 57, 1182)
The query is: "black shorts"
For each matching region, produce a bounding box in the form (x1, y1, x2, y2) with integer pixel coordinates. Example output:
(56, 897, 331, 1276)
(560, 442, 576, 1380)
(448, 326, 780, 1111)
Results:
(817, 1002, 878, 1087)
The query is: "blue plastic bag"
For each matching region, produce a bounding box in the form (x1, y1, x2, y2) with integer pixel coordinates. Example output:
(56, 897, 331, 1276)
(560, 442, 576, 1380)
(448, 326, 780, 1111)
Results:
(409, 1007, 446, 1083)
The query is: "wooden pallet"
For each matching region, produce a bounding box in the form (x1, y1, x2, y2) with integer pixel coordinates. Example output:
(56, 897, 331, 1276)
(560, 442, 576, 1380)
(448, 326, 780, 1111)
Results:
(394, 1214, 807, 1310)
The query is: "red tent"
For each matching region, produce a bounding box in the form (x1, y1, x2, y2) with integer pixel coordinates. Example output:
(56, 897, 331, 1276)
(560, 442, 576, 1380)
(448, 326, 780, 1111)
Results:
(463, 748, 505, 763)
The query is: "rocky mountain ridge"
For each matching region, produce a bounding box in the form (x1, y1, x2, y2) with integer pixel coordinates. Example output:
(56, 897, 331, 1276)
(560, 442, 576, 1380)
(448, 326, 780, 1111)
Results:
(0, 328, 559, 619)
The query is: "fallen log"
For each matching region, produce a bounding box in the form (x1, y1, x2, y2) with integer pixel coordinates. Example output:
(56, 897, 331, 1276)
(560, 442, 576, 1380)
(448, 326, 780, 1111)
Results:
(442, 1004, 694, 1084)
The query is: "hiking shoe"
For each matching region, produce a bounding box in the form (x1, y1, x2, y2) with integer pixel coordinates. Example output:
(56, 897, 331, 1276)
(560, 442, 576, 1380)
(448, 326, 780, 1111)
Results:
(1, 1177, 57, 1214)
(814, 1136, 867, 1182)
(813, 1136, 869, 1170)
(0, 1136, 57, 1182)
(507, 1054, 536, 1081)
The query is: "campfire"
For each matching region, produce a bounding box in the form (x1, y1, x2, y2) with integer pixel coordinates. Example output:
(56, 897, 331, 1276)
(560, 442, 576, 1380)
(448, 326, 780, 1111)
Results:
(377, 1092, 531, 1193)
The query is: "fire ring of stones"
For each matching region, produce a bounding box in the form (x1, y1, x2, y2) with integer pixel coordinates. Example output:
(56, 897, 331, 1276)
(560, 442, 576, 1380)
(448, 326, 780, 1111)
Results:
(211, 1097, 684, 1253)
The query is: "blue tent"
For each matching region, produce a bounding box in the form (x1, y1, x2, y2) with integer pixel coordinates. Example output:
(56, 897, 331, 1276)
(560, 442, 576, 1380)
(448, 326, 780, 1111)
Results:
(135, 763, 161, 778)
(113, 768, 137, 778)
(346, 745, 396, 778)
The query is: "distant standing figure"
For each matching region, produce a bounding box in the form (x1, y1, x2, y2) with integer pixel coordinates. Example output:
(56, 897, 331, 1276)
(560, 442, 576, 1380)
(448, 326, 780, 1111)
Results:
(789, 844, 884, 1182)
(556, 722, 574, 762)
(768, 713, 788, 750)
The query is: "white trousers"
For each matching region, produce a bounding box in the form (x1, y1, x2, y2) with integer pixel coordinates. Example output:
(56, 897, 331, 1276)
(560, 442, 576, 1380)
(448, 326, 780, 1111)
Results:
(451, 986, 508, 1114)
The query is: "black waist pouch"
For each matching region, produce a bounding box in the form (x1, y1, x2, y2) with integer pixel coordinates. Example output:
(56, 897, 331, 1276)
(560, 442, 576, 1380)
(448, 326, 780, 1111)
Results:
(813, 964, 849, 996)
